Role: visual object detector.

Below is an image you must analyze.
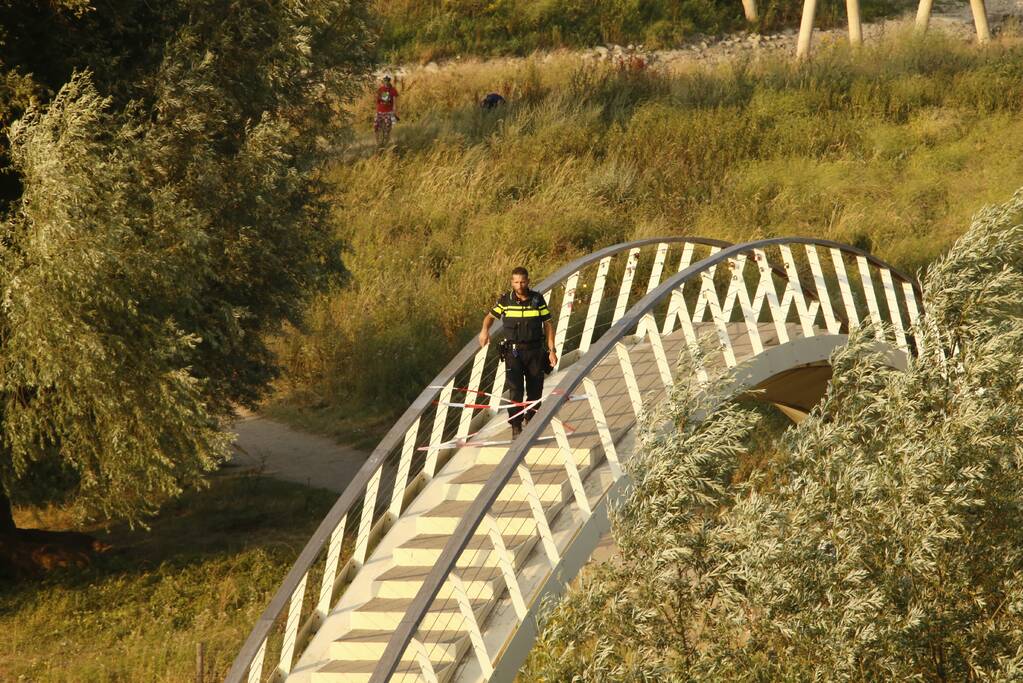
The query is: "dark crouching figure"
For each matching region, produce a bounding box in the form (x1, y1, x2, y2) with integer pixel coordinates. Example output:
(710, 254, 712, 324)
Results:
(478, 267, 557, 438)
(480, 92, 506, 110)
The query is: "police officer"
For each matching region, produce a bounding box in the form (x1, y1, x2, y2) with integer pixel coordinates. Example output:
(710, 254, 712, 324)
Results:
(478, 267, 557, 438)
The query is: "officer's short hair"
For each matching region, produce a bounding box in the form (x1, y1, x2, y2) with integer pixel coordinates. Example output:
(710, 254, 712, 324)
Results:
(511, 266, 529, 279)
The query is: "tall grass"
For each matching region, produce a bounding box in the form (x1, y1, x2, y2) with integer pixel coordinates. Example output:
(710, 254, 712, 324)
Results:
(372, 0, 910, 62)
(271, 33, 1023, 433)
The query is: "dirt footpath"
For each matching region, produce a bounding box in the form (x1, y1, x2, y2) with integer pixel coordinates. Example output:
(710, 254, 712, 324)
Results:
(227, 408, 369, 493)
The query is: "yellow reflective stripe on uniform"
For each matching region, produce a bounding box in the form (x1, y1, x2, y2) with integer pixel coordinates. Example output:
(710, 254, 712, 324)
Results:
(538, 306, 550, 315)
(503, 309, 544, 318)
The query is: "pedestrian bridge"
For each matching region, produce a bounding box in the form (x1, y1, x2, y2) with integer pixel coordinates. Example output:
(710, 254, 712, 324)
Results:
(225, 237, 921, 683)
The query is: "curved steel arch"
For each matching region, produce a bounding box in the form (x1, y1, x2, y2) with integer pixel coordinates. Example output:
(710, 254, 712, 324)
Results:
(226, 236, 736, 683)
(369, 236, 921, 683)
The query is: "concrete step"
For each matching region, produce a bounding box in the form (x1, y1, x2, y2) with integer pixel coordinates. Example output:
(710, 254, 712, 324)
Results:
(393, 533, 535, 568)
(444, 464, 574, 504)
(313, 657, 444, 683)
(416, 499, 554, 536)
(328, 628, 466, 663)
(374, 565, 505, 600)
(349, 596, 490, 631)
(473, 444, 593, 467)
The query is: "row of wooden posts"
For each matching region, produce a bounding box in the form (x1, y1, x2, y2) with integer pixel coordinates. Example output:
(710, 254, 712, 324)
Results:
(737, 0, 993, 58)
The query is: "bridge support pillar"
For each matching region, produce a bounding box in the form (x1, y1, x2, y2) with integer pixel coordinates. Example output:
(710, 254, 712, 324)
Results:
(846, 0, 862, 46)
(796, 0, 818, 59)
(915, 0, 934, 31)
(741, 0, 758, 22)
(970, 0, 992, 42)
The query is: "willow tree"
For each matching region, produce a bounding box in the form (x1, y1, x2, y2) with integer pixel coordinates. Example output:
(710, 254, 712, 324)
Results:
(0, 0, 372, 574)
(525, 189, 1023, 680)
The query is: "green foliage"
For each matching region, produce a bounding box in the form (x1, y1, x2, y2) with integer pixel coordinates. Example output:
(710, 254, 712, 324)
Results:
(372, 0, 909, 61)
(275, 37, 1023, 427)
(523, 189, 1023, 680)
(1, 75, 227, 521)
(0, 0, 373, 525)
(0, 474, 336, 682)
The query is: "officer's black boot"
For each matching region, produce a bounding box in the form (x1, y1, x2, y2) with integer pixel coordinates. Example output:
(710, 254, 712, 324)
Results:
(511, 422, 522, 438)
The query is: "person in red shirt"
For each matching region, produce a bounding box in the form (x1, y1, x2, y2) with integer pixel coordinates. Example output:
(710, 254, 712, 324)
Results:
(374, 75, 399, 145)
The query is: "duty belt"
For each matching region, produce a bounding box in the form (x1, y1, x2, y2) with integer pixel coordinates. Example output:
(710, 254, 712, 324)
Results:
(507, 340, 543, 349)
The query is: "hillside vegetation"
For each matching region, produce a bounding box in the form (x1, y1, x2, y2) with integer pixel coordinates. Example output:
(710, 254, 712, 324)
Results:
(270, 32, 1023, 437)
(372, 0, 908, 62)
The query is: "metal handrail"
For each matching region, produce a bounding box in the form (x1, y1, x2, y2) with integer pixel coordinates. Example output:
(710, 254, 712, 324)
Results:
(225, 236, 733, 682)
(369, 236, 921, 682)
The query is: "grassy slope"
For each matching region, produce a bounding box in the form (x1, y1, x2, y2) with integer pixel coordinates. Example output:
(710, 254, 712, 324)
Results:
(0, 474, 335, 682)
(271, 32, 1023, 433)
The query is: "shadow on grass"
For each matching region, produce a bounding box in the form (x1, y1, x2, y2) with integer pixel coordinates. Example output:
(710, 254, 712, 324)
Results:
(0, 471, 335, 601)
(0, 473, 337, 682)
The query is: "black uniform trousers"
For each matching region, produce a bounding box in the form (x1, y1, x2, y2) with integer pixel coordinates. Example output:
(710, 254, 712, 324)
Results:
(505, 345, 545, 427)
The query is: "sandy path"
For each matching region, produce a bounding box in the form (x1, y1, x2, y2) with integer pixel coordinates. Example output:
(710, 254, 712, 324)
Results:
(226, 408, 369, 493)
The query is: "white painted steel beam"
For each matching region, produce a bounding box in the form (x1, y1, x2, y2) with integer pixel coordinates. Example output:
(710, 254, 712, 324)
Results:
(354, 469, 382, 565)
(482, 513, 529, 621)
(753, 248, 790, 345)
(805, 245, 841, 334)
(779, 245, 817, 339)
(615, 342, 645, 419)
(247, 639, 266, 683)
(831, 248, 860, 329)
(516, 465, 561, 567)
(278, 573, 308, 675)
(611, 248, 641, 325)
(458, 348, 488, 438)
(410, 638, 440, 683)
(552, 418, 592, 517)
(857, 256, 885, 341)
(583, 378, 623, 480)
(553, 272, 579, 367)
(426, 380, 454, 478)
(316, 514, 347, 618)
(450, 572, 494, 678)
(580, 256, 611, 354)
(880, 268, 908, 352)
(902, 281, 924, 354)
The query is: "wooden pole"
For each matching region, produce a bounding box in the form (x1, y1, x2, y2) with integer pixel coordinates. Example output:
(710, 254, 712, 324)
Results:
(969, 0, 992, 42)
(915, 0, 934, 32)
(196, 642, 205, 683)
(846, 0, 863, 46)
(796, 0, 818, 59)
(741, 0, 759, 22)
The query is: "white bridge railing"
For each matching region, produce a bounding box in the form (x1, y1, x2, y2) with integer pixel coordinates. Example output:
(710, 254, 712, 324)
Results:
(367, 237, 921, 682)
(224, 236, 777, 683)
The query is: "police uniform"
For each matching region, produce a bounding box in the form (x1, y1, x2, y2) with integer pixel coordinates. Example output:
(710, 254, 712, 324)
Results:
(491, 290, 552, 429)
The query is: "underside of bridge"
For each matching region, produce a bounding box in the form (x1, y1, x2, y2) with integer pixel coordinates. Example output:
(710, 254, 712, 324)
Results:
(749, 362, 833, 422)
